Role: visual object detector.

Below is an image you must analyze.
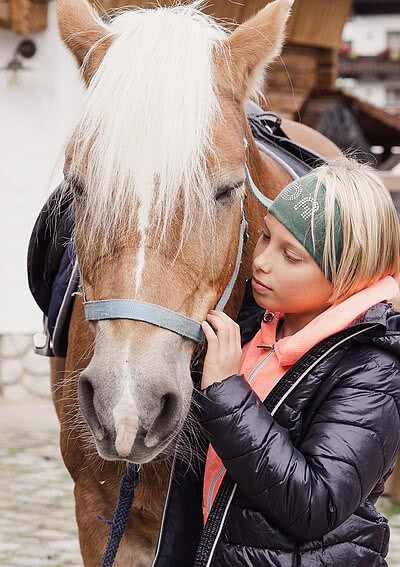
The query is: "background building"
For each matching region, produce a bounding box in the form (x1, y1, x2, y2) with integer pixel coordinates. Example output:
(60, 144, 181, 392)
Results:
(340, 0, 400, 116)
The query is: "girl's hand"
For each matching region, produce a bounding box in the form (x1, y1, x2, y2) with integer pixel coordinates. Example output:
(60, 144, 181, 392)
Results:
(201, 310, 242, 390)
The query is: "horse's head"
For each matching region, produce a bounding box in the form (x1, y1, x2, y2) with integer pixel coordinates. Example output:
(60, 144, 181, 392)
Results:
(58, 0, 293, 463)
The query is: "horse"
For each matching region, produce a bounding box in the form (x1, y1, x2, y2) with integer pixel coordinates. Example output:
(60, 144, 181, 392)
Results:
(51, 0, 342, 564)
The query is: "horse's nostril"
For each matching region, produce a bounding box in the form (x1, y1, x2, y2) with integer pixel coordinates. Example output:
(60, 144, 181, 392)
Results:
(161, 393, 174, 415)
(144, 392, 180, 448)
(79, 375, 104, 441)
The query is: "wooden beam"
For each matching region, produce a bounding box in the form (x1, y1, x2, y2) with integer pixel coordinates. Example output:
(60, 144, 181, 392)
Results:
(353, 1, 400, 15)
(378, 174, 400, 193)
(29, 0, 48, 32)
(285, 0, 353, 49)
(10, 0, 30, 34)
(0, 1, 10, 25)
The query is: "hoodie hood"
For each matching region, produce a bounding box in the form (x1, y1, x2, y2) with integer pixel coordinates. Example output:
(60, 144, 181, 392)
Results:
(357, 302, 400, 357)
(237, 277, 400, 362)
(272, 276, 399, 366)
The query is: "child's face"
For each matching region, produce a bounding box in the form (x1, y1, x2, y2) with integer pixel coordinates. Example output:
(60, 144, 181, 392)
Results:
(252, 213, 333, 315)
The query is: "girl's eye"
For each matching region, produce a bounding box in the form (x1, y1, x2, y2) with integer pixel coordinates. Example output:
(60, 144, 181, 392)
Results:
(284, 251, 300, 263)
(258, 230, 300, 262)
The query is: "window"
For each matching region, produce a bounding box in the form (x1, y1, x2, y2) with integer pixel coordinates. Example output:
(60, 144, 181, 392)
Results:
(387, 87, 400, 107)
(388, 31, 400, 51)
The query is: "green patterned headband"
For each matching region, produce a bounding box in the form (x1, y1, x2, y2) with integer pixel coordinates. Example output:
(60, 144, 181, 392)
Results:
(268, 174, 343, 280)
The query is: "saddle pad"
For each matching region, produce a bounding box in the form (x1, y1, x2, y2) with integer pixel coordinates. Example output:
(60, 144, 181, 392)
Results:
(27, 186, 74, 316)
(245, 101, 325, 177)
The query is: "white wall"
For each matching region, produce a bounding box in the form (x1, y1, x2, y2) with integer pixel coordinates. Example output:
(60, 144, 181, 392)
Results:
(350, 81, 388, 108)
(0, 3, 83, 333)
(343, 14, 400, 56)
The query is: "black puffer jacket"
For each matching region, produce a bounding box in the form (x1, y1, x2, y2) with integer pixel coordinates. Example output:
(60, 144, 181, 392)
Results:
(152, 284, 400, 567)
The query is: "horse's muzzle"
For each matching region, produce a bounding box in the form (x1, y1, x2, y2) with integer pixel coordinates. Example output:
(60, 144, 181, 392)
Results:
(78, 373, 183, 462)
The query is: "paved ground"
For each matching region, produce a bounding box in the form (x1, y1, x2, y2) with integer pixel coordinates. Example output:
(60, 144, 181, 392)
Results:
(381, 498, 400, 566)
(2, 396, 400, 566)
(0, 398, 81, 567)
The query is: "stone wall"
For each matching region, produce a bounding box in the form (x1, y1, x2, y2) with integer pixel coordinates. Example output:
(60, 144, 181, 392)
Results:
(0, 334, 51, 399)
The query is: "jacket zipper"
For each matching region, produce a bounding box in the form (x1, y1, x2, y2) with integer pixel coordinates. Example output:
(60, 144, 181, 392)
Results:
(206, 349, 275, 515)
(200, 324, 379, 567)
(153, 345, 275, 566)
(248, 348, 274, 384)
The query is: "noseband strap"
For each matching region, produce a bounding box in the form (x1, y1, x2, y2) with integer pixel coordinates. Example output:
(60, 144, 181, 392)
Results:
(83, 214, 248, 342)
(85, 299, 204, 342)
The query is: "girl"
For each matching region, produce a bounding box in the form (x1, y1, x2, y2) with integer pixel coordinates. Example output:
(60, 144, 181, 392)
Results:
(192, 157, 400, 567)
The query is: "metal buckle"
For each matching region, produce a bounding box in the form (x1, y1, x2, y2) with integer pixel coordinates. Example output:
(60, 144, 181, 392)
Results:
(258, 112, 282, 135)
(33, 316, 54, 357)
(263, 312, 274, 323)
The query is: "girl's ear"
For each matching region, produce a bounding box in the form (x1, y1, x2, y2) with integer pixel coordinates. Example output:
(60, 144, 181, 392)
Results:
(223, 0, 294, 101)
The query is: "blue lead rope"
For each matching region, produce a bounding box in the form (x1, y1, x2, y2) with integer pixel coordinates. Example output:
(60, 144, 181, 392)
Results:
(98, 463, 140, 566)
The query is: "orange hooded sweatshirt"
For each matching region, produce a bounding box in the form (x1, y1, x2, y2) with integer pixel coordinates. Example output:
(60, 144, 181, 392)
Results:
(202, 276, 399, 524)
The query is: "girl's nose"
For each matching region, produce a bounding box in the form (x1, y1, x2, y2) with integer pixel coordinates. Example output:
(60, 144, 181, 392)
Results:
(254, 249, 272, 274)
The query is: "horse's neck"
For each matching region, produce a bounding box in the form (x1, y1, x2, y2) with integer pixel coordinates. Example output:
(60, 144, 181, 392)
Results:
(246, 139, 293, 237)
(250, 139, 292, 202)
(224, 142, 292, 319)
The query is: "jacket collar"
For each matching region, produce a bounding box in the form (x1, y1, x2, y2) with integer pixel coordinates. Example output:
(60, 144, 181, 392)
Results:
(271, 276, 398, 366)
(238, 277, 399, 357)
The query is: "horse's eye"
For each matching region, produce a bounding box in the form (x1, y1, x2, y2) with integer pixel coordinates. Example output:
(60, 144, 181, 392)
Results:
(215, 188, 235, 203)
(215, 182, 243, 204)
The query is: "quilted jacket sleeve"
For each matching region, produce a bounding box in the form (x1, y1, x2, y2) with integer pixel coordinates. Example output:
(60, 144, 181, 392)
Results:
(193, 348, 400, 542)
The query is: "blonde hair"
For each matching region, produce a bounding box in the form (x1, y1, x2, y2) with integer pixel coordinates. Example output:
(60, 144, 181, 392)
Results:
(313, 157, 400, 303)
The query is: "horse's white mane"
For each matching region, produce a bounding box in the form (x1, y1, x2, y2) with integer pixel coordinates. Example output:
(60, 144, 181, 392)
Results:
(67, 2, 228, 265)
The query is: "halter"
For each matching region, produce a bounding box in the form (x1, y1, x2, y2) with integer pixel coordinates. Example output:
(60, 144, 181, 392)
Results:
(82, 138, 272, 340)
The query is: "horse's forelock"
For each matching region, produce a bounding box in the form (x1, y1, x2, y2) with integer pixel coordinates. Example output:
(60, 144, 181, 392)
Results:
(65, 3, 228, 264)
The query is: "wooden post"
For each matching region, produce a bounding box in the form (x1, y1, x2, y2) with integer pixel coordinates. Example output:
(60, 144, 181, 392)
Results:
(317, 49, 338, 91)
(387, 458, 400, 503)
(379, 172, 400, 502)
(29, 0, 48, 32)
(0, 0, 10, 26)
(285, 0, 353, 49)
(10, 0, 30, 34)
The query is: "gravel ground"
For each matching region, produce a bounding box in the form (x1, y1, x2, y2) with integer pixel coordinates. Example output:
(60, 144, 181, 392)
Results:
(1, 396, 400, 566)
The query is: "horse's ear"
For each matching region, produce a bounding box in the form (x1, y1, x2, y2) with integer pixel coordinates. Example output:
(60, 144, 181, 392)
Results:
(225, 0, 294, 100)
(57, 0, 114, 86)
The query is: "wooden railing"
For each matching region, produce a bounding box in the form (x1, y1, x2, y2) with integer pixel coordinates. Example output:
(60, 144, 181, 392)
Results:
(339, 55, 400, 78)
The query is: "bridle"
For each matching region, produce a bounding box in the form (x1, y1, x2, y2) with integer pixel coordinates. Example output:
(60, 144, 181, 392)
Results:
(81, 138, 273, 340)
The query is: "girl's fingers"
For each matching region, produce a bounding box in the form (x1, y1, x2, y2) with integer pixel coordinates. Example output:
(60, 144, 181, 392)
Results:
(234, 319, 241, 344)
(201, 321, 217, 343)
(207, 311, 235, 328)
(209, 310, 233, 322)
(206, 313, 230, 344)
(208, 311, 240, 345)
(206, 313, 228, 329)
